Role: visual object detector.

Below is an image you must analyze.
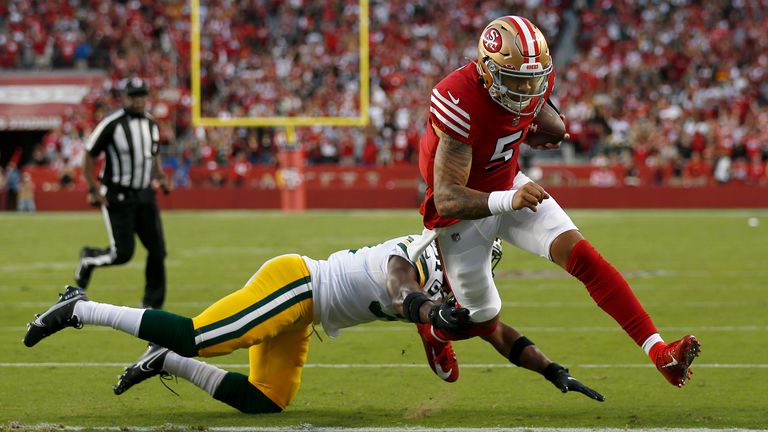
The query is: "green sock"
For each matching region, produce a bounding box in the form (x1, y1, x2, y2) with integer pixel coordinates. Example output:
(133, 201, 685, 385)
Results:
(137, 309, 198, 357)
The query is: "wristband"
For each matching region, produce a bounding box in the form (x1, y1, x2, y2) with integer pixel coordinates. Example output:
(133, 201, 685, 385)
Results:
(402, 292, 430, 323)
(542, 362, 566, 382)
(487, 190, 517, 215)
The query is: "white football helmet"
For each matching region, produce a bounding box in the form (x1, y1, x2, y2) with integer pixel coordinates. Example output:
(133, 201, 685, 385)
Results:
(477, 16, 553, 116)
(399, 235, 446, 301)
(415, 241, 446, 301)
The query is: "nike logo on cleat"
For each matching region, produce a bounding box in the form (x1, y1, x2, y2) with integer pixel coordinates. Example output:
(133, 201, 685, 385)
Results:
(434, 364, 452, 380)
(431, 348, 452, 380)
(663, 358, 679, 368)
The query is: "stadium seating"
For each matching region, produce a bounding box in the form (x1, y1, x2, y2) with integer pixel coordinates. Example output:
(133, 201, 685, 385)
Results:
(1, 0, 766, 189)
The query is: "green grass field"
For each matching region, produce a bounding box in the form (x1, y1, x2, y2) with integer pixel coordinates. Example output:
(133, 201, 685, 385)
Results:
(1, 209, 767, 431)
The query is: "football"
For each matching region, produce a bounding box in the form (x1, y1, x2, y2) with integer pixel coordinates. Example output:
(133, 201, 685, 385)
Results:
(526, 102, 567, 147)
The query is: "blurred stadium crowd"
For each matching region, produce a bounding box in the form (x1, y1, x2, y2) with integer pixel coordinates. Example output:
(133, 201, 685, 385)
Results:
(1, 0, 767, 188)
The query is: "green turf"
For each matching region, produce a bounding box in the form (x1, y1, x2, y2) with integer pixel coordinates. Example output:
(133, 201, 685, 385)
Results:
(1, 209, 767, 430)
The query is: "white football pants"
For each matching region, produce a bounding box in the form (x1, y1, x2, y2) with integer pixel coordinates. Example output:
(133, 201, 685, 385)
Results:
(416, 171, 579, 322)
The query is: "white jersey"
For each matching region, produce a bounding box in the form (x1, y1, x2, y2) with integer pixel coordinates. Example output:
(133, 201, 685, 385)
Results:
(304, 235, 444, 338)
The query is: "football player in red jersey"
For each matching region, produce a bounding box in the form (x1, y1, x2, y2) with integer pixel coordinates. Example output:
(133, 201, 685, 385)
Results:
(411, 15, 700, 388)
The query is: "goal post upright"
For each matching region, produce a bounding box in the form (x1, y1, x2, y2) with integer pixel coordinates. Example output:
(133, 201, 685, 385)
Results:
(189, 0, 370, 211)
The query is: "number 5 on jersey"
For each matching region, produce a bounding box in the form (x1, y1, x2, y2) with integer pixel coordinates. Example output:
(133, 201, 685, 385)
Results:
(486, 130, 523, 171)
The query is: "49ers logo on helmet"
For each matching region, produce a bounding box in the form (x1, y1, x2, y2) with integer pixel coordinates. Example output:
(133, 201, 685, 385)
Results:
(482, 28, 502, 53)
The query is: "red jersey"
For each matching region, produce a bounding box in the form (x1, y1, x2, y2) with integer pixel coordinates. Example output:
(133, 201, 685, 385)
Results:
(418, 62, 554, 229)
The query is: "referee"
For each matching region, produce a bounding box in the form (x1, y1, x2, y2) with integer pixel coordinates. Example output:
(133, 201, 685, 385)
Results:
(74, 77, 172, 309)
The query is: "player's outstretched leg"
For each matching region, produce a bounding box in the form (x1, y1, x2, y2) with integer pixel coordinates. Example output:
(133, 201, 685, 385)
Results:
(23, 285, 89, 347)
(417, 323, 459, 382)
(651, 335, 701, 387)
(113, 343, 171, 395)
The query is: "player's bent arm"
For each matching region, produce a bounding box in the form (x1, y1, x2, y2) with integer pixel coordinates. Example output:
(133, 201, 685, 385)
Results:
(387, 255, 472, 334)
(387, 255, 434, 323)
(433, 130, 493, 219)
(433, 128, 550, 216)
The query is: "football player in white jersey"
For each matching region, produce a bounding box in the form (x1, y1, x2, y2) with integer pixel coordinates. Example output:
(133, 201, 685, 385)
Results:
(23, 235, 602, 414)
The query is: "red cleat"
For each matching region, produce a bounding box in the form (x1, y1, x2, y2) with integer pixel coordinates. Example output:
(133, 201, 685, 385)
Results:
(417, 323, 459, 382)
(651, 335, 701, 387)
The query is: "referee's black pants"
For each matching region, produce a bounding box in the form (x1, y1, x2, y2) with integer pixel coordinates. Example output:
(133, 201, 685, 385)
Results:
(86, 187, 167, 309)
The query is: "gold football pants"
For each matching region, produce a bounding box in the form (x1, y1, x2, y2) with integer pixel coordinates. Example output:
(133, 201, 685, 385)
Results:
(191, 254, 313, 409)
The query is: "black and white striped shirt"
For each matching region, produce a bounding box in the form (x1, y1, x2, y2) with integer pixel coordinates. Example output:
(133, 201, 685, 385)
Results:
(85, 109, 160, 190)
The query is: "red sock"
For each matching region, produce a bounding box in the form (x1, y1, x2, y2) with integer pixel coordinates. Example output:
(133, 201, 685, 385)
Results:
(648, 341, 665, 361)
(566, 239, 658, 346)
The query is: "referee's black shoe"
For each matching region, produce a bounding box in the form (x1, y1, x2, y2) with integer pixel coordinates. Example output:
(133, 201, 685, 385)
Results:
(23, 285, 89, 347)
(74, 247, 95, 288)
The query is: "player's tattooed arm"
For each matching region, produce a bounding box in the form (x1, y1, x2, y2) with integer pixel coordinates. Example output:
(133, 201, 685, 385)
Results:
(433, 130, 493, 219)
